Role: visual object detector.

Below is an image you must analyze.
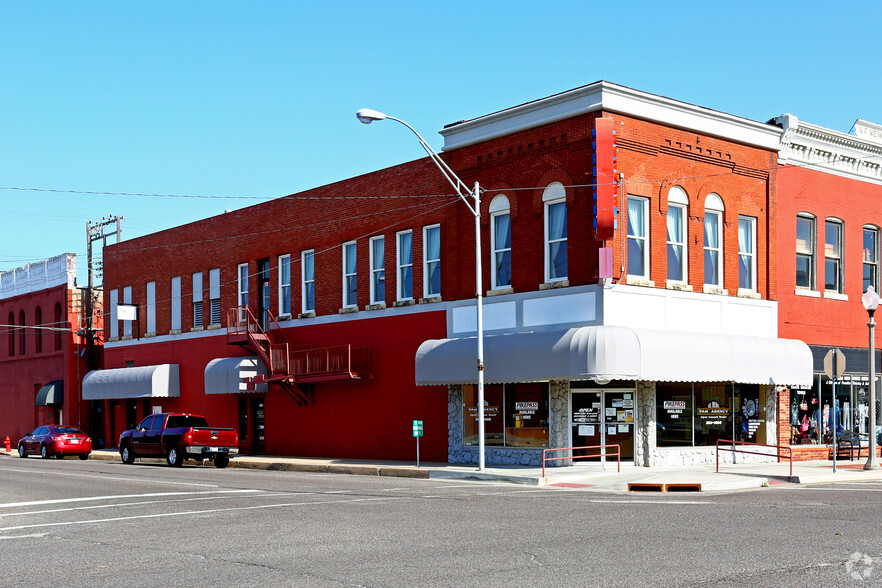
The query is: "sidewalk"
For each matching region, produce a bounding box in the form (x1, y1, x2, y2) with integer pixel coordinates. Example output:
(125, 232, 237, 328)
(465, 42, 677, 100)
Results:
(6, 448, 882, 493)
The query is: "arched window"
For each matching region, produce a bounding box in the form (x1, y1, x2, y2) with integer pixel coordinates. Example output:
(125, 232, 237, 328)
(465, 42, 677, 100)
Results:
(7, 312, 14, 356)
(864, 225, 880, 294)
(489, 194, 511, 289)
(543, 182, 567, 282)
(19, 310, 26, 355)
(704, 194, 725, 287)
(825, 217, 844, 293)
(54, 303, 63, 351)
(35, 306, 43, 353)
(796, 213, 816, 290)
(667, 187, 688, 283)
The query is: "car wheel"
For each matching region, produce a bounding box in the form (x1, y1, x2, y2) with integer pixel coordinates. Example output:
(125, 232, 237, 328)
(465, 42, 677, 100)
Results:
(79, 453, 89, 461)
(167, 447, 185, 467)
(40, 445, 50, 459)
(55, 453, 65, 459)
(214, 456, 230, 469)
(18, 444, 27, 458)
(121, 445, 136, 464)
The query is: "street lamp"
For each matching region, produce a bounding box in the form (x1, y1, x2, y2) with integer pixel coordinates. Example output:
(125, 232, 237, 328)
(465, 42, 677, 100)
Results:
(861, 285, 880, 470)
(356, 108, 488, 471)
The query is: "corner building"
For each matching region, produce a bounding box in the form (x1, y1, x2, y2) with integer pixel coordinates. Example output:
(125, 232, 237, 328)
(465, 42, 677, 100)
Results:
(93, 82, 812, 466)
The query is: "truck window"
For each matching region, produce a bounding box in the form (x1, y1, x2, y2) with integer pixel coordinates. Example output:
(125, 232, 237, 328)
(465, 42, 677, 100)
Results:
(166, 416, 209, 428)
(138, 416, 155, 430)
(150, 416, 165, 431)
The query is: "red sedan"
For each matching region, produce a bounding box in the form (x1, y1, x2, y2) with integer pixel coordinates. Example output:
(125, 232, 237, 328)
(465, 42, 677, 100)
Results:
(18, 426, 92, 460)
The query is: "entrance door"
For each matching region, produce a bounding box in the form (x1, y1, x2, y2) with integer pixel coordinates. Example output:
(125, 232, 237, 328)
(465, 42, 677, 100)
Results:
(571, 390, 635, 460)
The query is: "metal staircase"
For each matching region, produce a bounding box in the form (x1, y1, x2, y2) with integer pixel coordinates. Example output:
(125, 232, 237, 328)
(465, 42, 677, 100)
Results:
(227, 307, 371, 406)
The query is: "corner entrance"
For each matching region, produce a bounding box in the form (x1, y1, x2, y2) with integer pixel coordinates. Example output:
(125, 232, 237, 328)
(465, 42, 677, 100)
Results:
(570, 389, 635, 460)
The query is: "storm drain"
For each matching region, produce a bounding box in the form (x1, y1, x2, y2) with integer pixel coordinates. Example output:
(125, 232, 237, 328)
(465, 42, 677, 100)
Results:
(627, 483, 703, 493)
(664, 483, 702, 492)
(627, 483, 664, 492)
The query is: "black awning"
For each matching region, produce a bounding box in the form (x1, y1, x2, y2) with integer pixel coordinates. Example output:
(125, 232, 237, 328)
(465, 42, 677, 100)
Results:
(35, 380, 63, 406)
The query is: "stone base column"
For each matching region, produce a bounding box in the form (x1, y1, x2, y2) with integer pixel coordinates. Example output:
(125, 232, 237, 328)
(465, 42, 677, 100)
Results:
(634, 381, 656, 467)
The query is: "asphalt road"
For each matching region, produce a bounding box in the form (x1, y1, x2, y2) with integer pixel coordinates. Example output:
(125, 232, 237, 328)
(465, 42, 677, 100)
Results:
(0, 456, 880, 587)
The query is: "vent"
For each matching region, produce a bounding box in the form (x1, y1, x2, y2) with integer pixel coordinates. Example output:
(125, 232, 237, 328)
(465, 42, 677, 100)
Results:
(210, 298, 221, 326)
(193, 301, 203, 328)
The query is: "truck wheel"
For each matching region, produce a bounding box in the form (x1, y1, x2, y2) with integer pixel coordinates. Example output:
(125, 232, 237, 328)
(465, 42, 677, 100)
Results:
(40, 445, 50, 459)
(18, 445, 27, 458)
(214, 456, 230, 469)
(167, 447, 185, 467)
(121, 445, 136, 464)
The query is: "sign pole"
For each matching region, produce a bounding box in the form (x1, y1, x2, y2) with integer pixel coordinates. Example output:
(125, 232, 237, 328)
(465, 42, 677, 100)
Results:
(412, 419, 423, 468)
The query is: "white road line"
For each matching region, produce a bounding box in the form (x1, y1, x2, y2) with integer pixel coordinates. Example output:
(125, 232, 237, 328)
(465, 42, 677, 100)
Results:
(586, 499, 711, 504)
(0, 495, 405, 533)
(0, 490, 261, 509)
(0, 467, 220, 488)
(787, 487, 882, 492)
(0, 533, 47, 540)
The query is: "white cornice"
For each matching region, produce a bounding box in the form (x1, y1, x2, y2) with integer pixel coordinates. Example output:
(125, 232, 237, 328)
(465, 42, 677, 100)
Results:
(440, 81, 782, 152)
(776, 114, 882, 185)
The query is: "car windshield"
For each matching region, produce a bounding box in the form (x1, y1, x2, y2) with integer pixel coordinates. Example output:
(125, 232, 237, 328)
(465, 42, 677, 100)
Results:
(50, 427, 82, 435)
(166, 416, 209, 428)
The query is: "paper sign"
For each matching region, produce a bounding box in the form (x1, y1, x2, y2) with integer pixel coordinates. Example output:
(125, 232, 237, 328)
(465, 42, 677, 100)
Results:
(605, 408, 616, 417)
(579, 425, 595, 436)
(607, 425, 616, 436)
(618, 424, 629, 433)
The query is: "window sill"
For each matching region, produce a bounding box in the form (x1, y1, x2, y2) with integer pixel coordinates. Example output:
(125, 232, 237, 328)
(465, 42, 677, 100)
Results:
(298, 312, 316, 319)
(666, 281, 693, 292)
(206, 324, 222, 330)
(190, 327, 204, 332)
(418, 296, 442, 305)
(393, 299, 415, 308)
(539, 279, 569, 290)
(737, 289, 761, 300)
(145, 332, 156, 338)
(108, 337, 119, 343)
(823, 291, 848, 301)
(365, 303, 386, 311)
(339, 306, 359, 315)
(486, 287, 513, 297)
(794, 289, 821, 298)
(121, 335, 133, 341)
(625, 275, 655, 288)
(168, 329, 182, 335)
(702, 285, 728, 296)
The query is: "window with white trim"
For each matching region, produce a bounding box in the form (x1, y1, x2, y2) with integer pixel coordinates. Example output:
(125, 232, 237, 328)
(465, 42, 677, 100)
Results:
(146, 281, 156, 335)
(370, 236, 385, 305)
(423, 225, 440, 298)
(278, 255, 291, 316)
(666, 187, 688, 283)
(738, 216, 757, 291)
(703, 194, 724, 287)
(109, 289, 119, 339)
(122, 286, 132, 337)
(343, 242, 357, 308)
(170, 276, 181, 331)
(864, 226, 879, 294)
(192, 272, 203, 328)
(796, 214, 816, 290)
(237, 263, 249, 307)
(209, 268, 221, 326)
(543, 182, 567, 282)
(302, 250, 315, 313)
(397, 230, 413, 301)
(825, 218, 843, 293)
(490, 195, 512, 289)
(627, 195, 649, 278)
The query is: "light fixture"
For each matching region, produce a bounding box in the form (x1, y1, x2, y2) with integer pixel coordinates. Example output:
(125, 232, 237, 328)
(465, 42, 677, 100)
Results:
(862, 285, 880, 470)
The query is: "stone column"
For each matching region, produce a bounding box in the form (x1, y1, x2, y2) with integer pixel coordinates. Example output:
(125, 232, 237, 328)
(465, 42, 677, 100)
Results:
(634, 381, 656, 467)
(548, 379, 570, 466)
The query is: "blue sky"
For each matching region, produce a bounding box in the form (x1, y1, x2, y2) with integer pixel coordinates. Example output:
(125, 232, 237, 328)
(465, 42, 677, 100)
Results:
(1, 1, 880, 282)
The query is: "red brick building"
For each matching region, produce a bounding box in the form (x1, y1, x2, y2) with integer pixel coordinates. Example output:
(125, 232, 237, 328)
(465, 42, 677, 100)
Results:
(0, 254, 97, 446)
(91, 82, 812, 466)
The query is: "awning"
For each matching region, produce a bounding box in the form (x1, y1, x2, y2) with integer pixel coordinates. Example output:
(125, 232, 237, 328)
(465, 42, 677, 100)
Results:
(82, 364, 180, 400)
(204, 357, 268, 394)
(35, 380, 63, 406)
(415, 326, 813, 387)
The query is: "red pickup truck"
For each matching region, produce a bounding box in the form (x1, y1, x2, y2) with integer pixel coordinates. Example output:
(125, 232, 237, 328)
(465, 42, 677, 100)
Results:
(119, 413, 239, 468)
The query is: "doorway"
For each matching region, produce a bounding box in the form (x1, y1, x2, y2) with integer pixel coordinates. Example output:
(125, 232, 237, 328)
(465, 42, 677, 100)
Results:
(570, 389, 635, 460)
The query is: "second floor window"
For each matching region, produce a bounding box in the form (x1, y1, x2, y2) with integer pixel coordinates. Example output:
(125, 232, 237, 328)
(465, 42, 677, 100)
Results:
(667, 187, 688, 283)
(627, 196, 649, 278)
(370, 236, 385, 305)
(738, 216, 756, 291)
(543, 182, 567, 282)
(343, 242, 357, 308)
(423, 225, 440, 298)
(704, 194, 724, 287)
(237, 263, 249, 307)
(796, 214, 815, 289)
(192, 272, 203, 328)
(302, 250, 315, 314)
(209, 268, 221, 326)
(490, 195, 512, 289)
(397, 230, 413, 300)
(864, 226, 879, 294)
(825, 218, 843, 293)
(279, 255, 291, 316)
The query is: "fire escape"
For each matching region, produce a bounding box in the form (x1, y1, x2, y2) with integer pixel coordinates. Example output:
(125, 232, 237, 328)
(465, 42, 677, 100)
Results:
(227, 307, 371, 406)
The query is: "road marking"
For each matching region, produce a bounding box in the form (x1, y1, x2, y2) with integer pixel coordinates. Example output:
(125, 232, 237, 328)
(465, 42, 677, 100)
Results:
(0, 467, 220, 488)
(586, 499, 711, 504)
(0, 490, 261, 509)
(0, 533, 47, 540)
(786, 487, 882, 492)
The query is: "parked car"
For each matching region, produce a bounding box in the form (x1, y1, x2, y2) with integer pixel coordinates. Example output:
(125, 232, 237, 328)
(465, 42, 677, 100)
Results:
(18, 426, 92, 459)
(118, 413, 239, 468)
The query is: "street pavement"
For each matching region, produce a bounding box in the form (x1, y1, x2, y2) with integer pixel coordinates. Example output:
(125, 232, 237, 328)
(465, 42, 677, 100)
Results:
(6, 447, 882, 494)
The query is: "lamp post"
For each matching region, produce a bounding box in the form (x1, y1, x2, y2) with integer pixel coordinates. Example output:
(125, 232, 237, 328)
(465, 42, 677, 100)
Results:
(356, 109, 487, 471)
(862, 285, 880, 470)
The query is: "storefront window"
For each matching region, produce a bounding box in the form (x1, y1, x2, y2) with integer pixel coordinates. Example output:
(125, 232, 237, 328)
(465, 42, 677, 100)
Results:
(789, 375, 875, 445)
(462, 383, 549, 448)
(656, 383, 763, 447)
(657, 383, 692, 447)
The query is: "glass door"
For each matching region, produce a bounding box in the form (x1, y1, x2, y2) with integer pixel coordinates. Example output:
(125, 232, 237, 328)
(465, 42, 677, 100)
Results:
(571, 390, 635, 461)
(602, 391, 635, 460)
(571, 392, 602, 458)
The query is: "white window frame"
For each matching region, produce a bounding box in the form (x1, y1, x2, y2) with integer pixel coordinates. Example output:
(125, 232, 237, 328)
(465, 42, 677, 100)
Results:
(703, 194, 724, 288)
(237, 263, 249, 307)
(209, 267, 221, 326)
(490, 195, 512, 290)
(796, 213, 816, 291)
(543, 182, 567, 283)
(170, 276, 181, 331)
(342, 241, 357, 308)
(192, 272, 203, 328)
(423, 225, 441, 298)
(738, 216, 757, 292)
(301, 249, 315, 314)
(146, 281, 156, 335)
(109, 288, 119, 339)
(369, 236, 385, 305)
(278, 254, 291, 317)
(627, 195, 650, 279)
(122, 286, 132, 337)
(396, 229, 413, 301)
(864, 225, 879, 295)
(825, 218, 844, 294)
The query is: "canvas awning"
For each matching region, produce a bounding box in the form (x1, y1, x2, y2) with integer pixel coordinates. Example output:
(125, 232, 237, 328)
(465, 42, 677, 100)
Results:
(415, 326, 813, 387)
(204, 357, 268, 394)
(35, 380, 63, 406)
(82, 364, 180, 400)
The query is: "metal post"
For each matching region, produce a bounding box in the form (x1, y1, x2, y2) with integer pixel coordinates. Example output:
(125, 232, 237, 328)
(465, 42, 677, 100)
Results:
(867, 309, 880, 470)
(474, 182, 485, 472)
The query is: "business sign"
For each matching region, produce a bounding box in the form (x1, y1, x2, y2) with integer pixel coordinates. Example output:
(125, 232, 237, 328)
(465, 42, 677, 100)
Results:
(412, 420, 423, 438)
(592, 116, 618, 242)
(117, 304, 137, 321)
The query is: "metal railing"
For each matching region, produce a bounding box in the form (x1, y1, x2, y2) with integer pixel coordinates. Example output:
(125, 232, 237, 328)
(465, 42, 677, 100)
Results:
(715, 439, 793, 478)
(542, 444, 621, 478)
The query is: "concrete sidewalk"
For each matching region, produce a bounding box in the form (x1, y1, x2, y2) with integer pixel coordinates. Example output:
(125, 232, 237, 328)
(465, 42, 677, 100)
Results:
(6, 448, 882, 493)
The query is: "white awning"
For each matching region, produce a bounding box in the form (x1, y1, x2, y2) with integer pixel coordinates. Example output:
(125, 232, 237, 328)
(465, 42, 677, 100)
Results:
(204, 357, 268, 394)
(415, 326, 813, 387)
(82, 365, 180, 400)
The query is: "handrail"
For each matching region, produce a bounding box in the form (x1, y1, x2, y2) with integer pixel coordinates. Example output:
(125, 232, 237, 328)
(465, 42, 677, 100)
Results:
(542, 444, 621, 478)
(715, 439, 793, 479)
